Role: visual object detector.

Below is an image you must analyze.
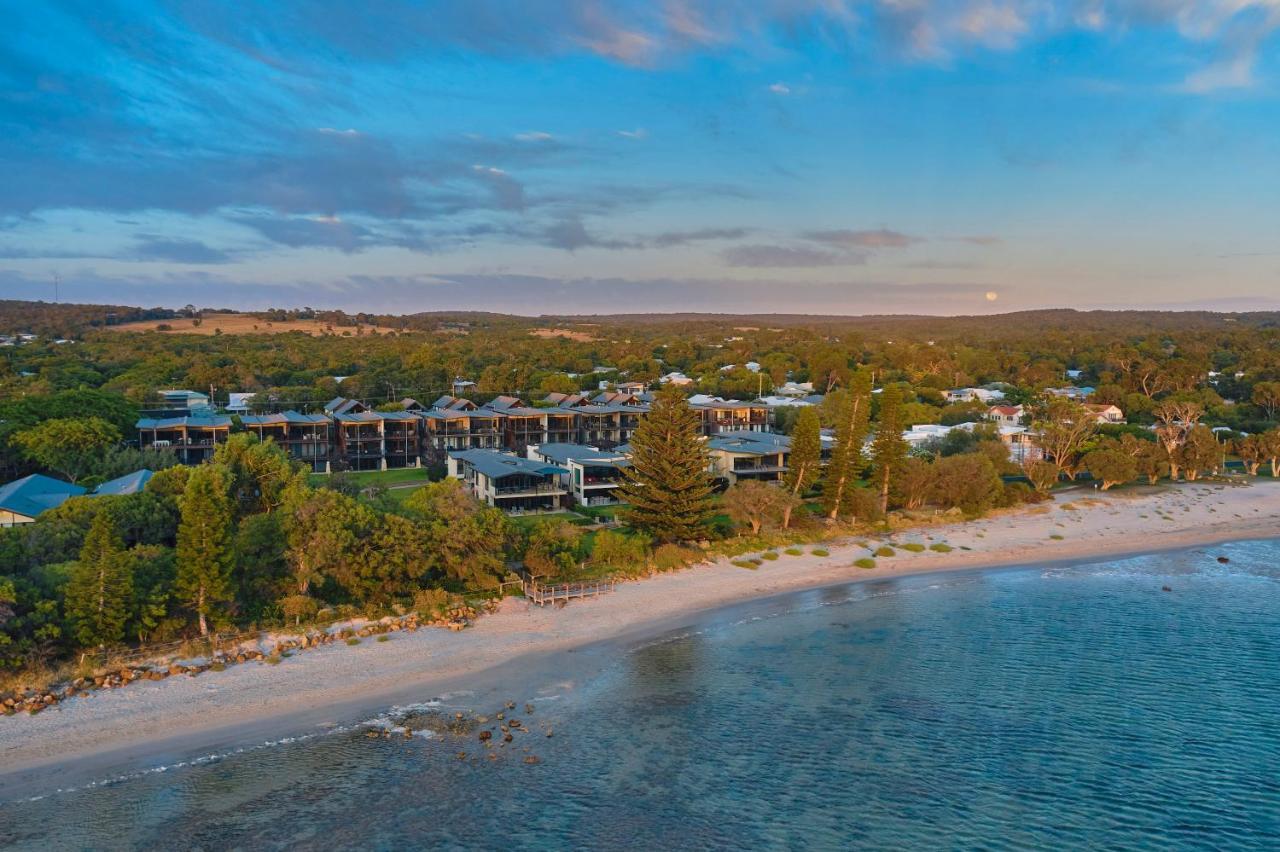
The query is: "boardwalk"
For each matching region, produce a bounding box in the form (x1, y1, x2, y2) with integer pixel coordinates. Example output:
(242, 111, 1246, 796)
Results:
(521, 575, 616, 606)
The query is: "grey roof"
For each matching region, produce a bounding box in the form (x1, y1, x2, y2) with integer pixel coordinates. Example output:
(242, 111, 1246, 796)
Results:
(333, 410, 419, 423)
(420, 407, 496, 421)
(136, 414, 232, 429)
(0, 474, 86, 519)
(531, 443, 631, 467)
(481, 397, 545, 417)
(450, 449, 567, 480)
(241, 410, 331, 426)
(707, 430, 791, 456)
(324, 397, 364, 415)
(431, 395, 476, 411)
(94, 469, 154, 496)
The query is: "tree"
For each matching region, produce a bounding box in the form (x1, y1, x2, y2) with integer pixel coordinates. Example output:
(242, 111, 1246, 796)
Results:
(1260, 427, 1280, 478)
(401, 478, 510, 588)
(823, 371, 872, 520)
(781, 406, 821, 528)
(64, 513, 133, 649)
(1083, 448, 1137, 490)
(175, 465, 234, 636)
(929, 454, 1003, 515)
(723, 481, 786, 535)
(892, 456, 934, 509)
(523, 521, 584, 581)
(1031, 398, 1097, 480)
(1252, 381, 1280, 421)
(870, 384, 909, 515)
(616, 387, 714, 543)
(1120, 434, 1166, 484)
(1152, 400, 1203, 480)
(1236, 434, 1267, 475)
(1023, 460, 1060, 493)
(212, 434, 302, 515)
(126, 545, 176, 645)
(283, 485, 371, 597)
(12, 417, 121, 483)
(1178, 425, 1220, 481)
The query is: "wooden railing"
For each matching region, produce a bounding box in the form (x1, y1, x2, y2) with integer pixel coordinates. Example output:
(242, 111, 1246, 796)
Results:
(521, 575, 616, 606)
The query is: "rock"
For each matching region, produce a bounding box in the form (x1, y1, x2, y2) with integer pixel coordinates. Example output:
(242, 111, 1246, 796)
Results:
(545, 729, 554, 738)
(509, 719, 521, 728)
(525, 704, 534, 714)
(503, 733, 513, 743)
(1162, 585, 1172, 592)
(506, 701, 516, 709)
(496, 712, 504, 720)
(366, 730, 380, 739)
(478, 730, 492, 741)
(523, 755, 540, 765)
(1216, 556, 1230, 564)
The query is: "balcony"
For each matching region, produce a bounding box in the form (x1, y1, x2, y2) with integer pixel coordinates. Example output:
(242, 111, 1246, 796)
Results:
(493, 482, 567, 498)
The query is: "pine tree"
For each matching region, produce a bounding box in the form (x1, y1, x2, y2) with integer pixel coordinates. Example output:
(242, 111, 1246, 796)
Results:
(782, 405, 821, 528)
(823, 370, 872, 520)
(176, 465, 234, 636)
(65, 512, 133, 649)
(871, 383, 910, 515)
(617, 387, 714, 543)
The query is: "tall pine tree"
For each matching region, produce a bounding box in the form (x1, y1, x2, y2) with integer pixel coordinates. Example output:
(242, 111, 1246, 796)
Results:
(176, 465, 234, 636)
(782, 405, 822, 528)
(823, 370, 872, 520)
(871, 383, 910, 515)
(617, 387, 714, 543)
(65, 511, 133, 649)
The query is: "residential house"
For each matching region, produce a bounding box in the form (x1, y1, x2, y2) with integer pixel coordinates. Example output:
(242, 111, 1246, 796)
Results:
(241, 411, 333, 472)
(226, 392, 256, 414)
(527, 443, 631, 506)
(1085, 403, 1125, 424)
(451, 378, 477, 396)
(1045, 386, 1094, 401)
(0, 474, 86, 526)
(945, 387, 1006, 404)
(137, 414, 232, 463)
(987, 404, 1025, 426)
(158, 389, 211, 410)
(774, 381, 815, 398)
(447, 449, 568, 513)
(706, 430, 792, 484)
(998, 426, 1043, 463)
(324, 396, 366, 416)
(93, 469, 154, 496)
(659, 371, 694, 386)
(616, 381, 647, 394)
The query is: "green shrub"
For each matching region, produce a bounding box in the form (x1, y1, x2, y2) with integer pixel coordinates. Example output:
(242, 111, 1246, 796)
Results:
(854, 558, 876, 569)
(590, 529, 653, 576)
(928, 543, 953, 553)
(874, 545, 895, 557)
(654, 543, 699, 572)
(376, 634, 390, 643)
(784, 547, 803, 556)
(760, 551, 780, 561)
(901, 543, 926, 553)
(413, 588, 462, 619)
(731, 559, 759, 570)
(1049, 533, 1065, 540)
(346, 637, 361, 646)
(210, 661, 226, 672)
(811, 548, 829, 557)
(265, 654, 282, 666)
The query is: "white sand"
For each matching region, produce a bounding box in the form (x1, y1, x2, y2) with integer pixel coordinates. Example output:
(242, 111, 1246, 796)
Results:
(2, 480, 1278, 783)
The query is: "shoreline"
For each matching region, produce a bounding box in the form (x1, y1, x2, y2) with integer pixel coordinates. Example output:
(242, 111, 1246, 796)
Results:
(2, 481, 1279, 796)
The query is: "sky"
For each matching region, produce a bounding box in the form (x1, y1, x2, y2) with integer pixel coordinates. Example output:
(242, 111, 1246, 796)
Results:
(2, 1, 1280, 316)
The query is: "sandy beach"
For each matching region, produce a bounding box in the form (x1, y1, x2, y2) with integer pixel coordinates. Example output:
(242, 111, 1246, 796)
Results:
(2, 479, 1278, 793)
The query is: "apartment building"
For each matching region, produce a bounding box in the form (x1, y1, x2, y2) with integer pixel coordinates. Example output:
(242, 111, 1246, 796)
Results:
(447, 449, 568, 513)
(527, 443, 631, 506)
(137, 413, 233, 463)
(240, 411, 333, 472)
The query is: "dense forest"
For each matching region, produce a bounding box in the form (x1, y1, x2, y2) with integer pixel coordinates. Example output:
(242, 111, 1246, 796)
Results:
(2, 300, 1279, 689)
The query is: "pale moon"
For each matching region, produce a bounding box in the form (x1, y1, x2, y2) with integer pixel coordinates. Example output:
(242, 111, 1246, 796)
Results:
(985, 291, 999, 302)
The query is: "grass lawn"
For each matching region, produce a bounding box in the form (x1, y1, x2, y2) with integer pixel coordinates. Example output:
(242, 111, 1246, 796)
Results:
(308, 467, 433, 488)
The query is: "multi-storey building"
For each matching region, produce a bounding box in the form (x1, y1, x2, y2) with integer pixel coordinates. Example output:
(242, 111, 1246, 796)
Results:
(240, 411, 333, 472)
(447, 449, 568, 513)
(137, 414, 233, 464)
(705, 430, 792, 485)
(527, 443, 631, 506)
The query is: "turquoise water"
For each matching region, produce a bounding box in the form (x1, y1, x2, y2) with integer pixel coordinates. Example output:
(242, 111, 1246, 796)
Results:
(2, 540, 1279, 850)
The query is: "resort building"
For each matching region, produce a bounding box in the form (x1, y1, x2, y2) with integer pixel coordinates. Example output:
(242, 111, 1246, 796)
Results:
(420, 396, 501, 453)
(481, 396, 551, 451)
(705, 430, 792, 484)
(332, 410, 421, 471)
(240, 411, 334, 472)
(447, 449, 568, 513)
(689, 396, 770, 435)
(0, 474, 86, 526)
(137, 413, 233, 463)
(527, 443, 631, 506)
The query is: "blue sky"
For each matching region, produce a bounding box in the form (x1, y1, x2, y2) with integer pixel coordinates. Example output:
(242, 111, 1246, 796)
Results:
(2, 1, 1279, 315)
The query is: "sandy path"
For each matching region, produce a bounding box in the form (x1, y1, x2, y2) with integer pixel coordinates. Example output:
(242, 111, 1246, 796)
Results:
(2, 480, 1278, 786)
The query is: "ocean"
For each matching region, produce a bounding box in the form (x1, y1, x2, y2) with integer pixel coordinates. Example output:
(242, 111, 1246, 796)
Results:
(2, 540, 1278, 850)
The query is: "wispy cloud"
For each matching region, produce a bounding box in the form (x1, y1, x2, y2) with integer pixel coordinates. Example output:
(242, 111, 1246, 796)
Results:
(723, 244, 867, 267)
(803, 228, 922, 249)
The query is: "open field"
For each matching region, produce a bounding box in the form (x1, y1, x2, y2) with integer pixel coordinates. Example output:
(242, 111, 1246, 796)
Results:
(528, 327, 599, 342)
(109, 313, 401, 336)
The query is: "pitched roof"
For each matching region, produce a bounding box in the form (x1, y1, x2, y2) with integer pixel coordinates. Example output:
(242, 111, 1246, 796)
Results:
(136, 414, 232, 429)
(449, 449, 567, 480)
(241, 410, 332, 426)
(706, 430, 792, 456)
(0, 474, 86, 520)
(94, 469, 154, 496)
(324, 397, 365, 415)
(531, 443, 631, 467)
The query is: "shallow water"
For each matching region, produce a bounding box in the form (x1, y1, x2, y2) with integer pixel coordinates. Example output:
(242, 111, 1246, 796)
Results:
(3, 540, 1279, 850)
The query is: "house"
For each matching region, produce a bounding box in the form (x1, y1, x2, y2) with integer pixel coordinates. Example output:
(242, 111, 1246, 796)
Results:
(227, 392, 256, 414)
(421, 397, 500, 453)
(945, 387, 1006, 404)
(706, 430, 792, 484)
(527, 443, 631, 506)
(447, 449, 568, 513)
(324, 396, 366, 416)
(617, 381, 647, 394)
(1045, 386, 1094, 401)
(659, 371, 694, 386)
(93, 469, 154, 496)
(997, 426, 1043, 463)
(901, 424, 959, 450)
(774, 381, 815, 398)
(137, 414, 233, 464)
(987, 404, 1025, 426)
(241, 411, 333, 472)
(0, 474, 86, 526)
(688, 396, 769, 435)
(451, 378, 477, 396)
(1065, 369, 1084, 380)
(158, 389, 211, 410)
(332, 410, 420, 471)
(1085, 403, 1125, 424)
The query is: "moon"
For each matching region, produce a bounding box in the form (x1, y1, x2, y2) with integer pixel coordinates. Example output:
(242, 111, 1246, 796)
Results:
(985, 291, 999, 302)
